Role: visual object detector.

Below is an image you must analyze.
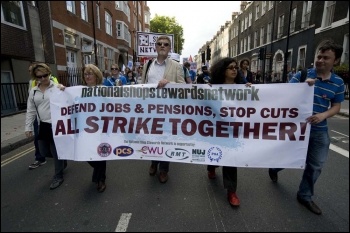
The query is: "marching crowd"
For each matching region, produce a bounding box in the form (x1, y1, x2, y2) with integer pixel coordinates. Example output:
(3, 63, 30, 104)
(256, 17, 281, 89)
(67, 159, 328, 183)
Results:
(25, 36, 345, 215)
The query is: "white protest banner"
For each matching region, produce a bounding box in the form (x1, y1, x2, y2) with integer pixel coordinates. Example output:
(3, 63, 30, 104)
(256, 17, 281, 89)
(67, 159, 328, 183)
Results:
(50, 84, 313, 168)
(137, 32, 174, 57)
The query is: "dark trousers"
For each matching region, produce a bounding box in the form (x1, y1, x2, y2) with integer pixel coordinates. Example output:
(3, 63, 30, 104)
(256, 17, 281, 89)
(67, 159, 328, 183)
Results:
(207, 165, 237, 192)
(33, 118, 45, 162)
(38, 139, 66, 179)
(151, 161, 169, 173)
(88, 161, 106, 183)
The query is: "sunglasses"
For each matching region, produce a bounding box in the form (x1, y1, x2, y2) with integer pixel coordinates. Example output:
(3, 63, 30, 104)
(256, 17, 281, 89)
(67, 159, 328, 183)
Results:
(226, 66, 239, 70)
(111, 68, 119, 70)
(35, 74, 49, 79)
(156, 42, 170, 47)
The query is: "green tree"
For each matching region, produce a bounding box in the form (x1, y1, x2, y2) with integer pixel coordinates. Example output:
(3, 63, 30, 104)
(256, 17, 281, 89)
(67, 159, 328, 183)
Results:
(150, 15, 184, 54)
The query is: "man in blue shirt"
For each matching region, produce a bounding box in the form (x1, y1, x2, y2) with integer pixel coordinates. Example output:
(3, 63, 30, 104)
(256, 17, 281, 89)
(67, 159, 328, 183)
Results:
(268, 40, 345, 215)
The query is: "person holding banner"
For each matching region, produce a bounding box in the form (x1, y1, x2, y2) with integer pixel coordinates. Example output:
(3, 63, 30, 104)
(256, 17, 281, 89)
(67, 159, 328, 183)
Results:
(207, 57, 252, 207)
(141, 35, 185, 183)
(25, 63, 67, 190)
(59, 64, 108, 192)
(268, 41, 345, 215)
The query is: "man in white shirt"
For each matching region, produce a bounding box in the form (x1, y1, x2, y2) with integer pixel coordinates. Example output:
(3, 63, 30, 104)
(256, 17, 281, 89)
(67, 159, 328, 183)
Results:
(141, 35, 185, 183)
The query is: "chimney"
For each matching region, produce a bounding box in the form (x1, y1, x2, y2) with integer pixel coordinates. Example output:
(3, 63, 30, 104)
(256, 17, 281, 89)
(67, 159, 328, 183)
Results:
(240, 1, 248, 12)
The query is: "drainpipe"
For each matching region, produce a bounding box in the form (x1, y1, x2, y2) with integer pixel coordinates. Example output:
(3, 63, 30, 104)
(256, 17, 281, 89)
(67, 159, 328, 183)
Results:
(92, 1, 98, 67)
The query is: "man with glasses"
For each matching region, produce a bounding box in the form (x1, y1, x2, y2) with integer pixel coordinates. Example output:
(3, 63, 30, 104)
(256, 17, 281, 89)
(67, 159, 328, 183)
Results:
(141, 35, 185, 183)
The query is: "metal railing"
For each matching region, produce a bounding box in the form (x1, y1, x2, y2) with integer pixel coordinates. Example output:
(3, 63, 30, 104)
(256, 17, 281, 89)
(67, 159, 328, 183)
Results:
(1, 83, 29, 117)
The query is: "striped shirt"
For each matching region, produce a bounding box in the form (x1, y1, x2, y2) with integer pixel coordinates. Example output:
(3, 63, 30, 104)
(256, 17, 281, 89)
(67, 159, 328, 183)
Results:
(290, 68, 345, 131)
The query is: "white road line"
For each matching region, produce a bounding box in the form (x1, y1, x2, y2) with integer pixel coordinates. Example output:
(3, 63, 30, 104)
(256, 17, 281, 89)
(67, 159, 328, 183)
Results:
(331, 130, 349, 137)
(330, 144, 349, 158)
(115, 213, 132, 232)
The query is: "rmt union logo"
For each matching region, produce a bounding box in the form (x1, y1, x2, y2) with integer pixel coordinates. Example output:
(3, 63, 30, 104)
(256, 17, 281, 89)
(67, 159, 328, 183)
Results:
(165, 148, 190, 160)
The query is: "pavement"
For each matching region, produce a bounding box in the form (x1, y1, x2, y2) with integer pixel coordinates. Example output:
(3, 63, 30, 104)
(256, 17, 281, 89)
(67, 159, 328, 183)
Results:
(1, 100, 349, 155)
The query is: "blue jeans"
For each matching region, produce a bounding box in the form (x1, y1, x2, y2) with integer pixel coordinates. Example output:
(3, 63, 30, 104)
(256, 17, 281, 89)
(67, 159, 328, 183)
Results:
(271, 130, 330, 201)
(33, 118, 45, 162)
(297, 130, 330, 201)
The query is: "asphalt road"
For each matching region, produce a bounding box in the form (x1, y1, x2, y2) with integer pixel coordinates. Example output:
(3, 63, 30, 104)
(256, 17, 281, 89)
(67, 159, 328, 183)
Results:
(1, 115, 348, 232)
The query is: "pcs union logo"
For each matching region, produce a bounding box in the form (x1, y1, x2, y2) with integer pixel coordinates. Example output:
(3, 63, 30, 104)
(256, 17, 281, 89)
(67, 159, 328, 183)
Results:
(207, 147, 223, 162)
(113, 146, 134, 157)
(97, 143, 112, 157)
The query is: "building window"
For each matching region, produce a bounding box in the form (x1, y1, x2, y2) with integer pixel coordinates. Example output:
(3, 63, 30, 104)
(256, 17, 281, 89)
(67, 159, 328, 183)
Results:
(96, 3, 100, 29)
(249, 12, 252, 27)
(65, 33, 77, 45)
(298, 47, 306, 69)
(260, 27, 264, 45)
(105, 12, 112, 36)
(106, 48, 114, 70)
(341, 34, 349, 65)
(268, 1, 273, 10)
(262, 1, 266, 16)
(302, 1, 312, 28)
(323, 1, 336, 27)
(267, 22, 272, 43)
(1, 1, 26, 29)
(247, 35, 251, 51)
(116, 20, 131, 45)
(254, 31, 258, 48)
(80, 1, 87, 21)
(255, 5, 260, 20)
(66, 1, 75, 14)
(97, 44, 104, 70)
(278, 14, 284, 38)
(290, 8, 296, 33)
(245, 16, 248, 30)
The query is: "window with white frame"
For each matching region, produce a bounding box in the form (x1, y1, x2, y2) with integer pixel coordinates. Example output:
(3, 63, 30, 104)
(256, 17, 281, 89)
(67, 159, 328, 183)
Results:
(235, 43, 238, 56)
(116, 1, 130, 22)
(96, 3, 100, 29)
(106, 48, 114, 69)
(241, 19, 244, 32)
(262, 1, 266, 16)
(268, 1, 273, 10)
(260, 27, 264, 45)
(256, 5, 260, 20)
(290, 8, 296, 33)
(267, 22, 272, 43)
(244, 37, 247, 52)
(116, 21, 131, 45)
(245, 16, 248, 30)
(302, 1, 312, 28)
(80, 1, 87, 21)
(138, 2, 141, 15)
(278, 14, 284, 38)
(298, 47, 306, 69)
(254, 31, 258, 48)
(1, 1, 26, 29)
(241, 39, 244, 53)
(322, 1, 336, 27)
(247, 35, 251, 51)
(66, 1, 75, 14)
(145, 12, 150, 24)
(249, 12, 252, 27)
(97, 44, 104, 70)
(105, 12, 112, 36)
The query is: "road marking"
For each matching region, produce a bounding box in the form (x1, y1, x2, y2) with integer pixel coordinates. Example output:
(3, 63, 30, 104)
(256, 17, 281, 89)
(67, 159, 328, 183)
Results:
(115, 213, 132, 232)
(1, 147, 35, 167)
(330, 144, 349, 158)
(331, 130, 349, 137)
